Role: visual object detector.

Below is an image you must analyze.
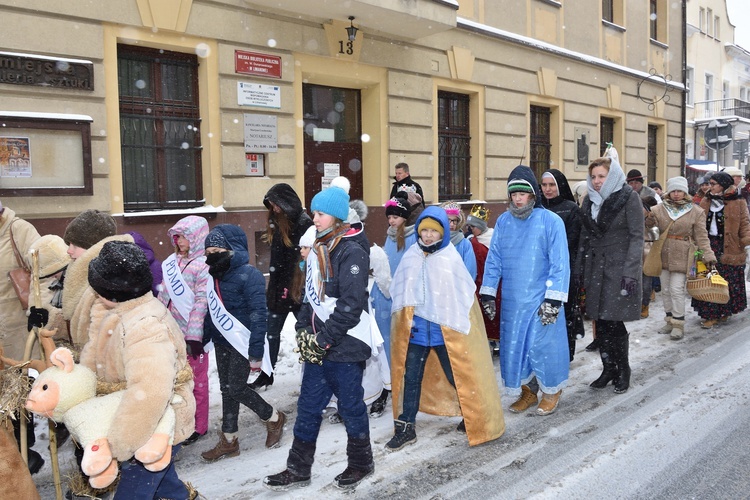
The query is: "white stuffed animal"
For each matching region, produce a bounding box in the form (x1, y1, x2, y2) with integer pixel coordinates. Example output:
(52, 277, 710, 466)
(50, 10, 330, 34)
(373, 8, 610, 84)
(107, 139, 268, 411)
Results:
(25, 347, 179, 488)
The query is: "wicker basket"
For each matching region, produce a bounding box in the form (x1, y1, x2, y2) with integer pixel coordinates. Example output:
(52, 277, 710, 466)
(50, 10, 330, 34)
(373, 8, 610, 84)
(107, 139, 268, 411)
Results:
(686, 271, 730, 304)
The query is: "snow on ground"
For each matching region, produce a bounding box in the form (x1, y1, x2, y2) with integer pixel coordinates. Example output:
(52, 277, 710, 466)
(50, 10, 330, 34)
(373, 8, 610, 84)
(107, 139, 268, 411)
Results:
(33, 288, 725, 499)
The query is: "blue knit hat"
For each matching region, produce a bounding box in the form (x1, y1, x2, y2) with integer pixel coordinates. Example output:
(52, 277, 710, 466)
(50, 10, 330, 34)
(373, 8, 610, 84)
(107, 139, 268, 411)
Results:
(311, 177, 351, 221)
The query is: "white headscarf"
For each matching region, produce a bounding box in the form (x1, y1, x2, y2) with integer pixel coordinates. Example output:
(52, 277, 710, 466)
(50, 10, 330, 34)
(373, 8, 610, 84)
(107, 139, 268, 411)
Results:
(587, 157, 626, 220)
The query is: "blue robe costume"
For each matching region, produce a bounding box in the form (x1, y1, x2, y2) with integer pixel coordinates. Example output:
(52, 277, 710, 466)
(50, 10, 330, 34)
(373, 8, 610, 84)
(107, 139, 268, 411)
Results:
(480, 165, 571, 396)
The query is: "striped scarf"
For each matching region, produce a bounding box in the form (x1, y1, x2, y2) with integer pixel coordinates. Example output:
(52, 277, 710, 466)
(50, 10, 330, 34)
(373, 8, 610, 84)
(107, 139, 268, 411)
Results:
(314, 223, 351, 298)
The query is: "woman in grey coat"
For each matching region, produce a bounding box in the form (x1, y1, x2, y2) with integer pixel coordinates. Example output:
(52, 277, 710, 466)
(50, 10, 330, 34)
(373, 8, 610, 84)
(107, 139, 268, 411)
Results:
(578, 156, 643, 394)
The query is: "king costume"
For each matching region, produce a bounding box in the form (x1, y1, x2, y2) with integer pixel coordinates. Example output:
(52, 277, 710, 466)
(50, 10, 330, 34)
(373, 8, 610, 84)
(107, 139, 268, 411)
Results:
(390, 206, 504, 447)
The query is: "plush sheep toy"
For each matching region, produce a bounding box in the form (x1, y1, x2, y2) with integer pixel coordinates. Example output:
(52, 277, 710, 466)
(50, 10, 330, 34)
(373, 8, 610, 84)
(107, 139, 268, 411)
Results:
(25, 347, 179, 489)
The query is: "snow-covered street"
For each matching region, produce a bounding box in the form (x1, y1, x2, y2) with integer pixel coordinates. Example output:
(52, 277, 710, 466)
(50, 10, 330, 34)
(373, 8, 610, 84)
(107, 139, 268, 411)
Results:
(34, 291, 750, 499)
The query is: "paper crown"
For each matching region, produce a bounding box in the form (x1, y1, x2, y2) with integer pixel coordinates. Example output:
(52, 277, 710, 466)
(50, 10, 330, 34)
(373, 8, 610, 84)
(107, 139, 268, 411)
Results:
(469, 204, 490, 222)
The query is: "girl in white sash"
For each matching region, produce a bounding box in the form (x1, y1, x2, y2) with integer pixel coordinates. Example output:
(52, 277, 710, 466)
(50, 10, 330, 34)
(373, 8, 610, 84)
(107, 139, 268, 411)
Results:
(265, 177, 375, 492)
(158, 215, 210, 446)
(200, 225, 286, 463)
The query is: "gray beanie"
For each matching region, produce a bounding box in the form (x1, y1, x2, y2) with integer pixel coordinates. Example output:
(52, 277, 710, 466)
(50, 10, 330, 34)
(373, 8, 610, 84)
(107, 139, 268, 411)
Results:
(665, 176, 689, 195)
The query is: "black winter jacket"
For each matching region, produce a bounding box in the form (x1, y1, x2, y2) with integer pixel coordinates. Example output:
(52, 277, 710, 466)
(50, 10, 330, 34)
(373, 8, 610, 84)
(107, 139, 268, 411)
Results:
(203, 224, 267, 359)
(263, 184, 314, 313)
(295, 226, 371, 363)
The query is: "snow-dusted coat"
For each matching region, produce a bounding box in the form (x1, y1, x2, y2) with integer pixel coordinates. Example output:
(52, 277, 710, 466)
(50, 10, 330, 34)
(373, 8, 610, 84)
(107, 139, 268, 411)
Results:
(202, 224, 267, 359)
(391, 207, 504, 446)
(699, 196, 750, 266)
(296, 225, 372, 363)
(158, 216, 210, 342)
(646, 202, 715, 273)
(76, 293, 195, 460)
(63, 234, 135, 345)
(579, 185, 643, 322)
(480, 166, 570, 396)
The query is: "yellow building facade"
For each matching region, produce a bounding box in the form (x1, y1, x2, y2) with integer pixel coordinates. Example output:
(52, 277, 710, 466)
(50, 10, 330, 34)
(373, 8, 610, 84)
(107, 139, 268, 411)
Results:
(0, 0, 685, 261)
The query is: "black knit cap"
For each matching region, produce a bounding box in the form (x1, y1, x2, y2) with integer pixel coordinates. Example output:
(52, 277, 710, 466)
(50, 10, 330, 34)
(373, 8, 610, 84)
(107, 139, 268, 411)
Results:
(88, 241, 153, 303)
(63, 209, 117, 249)
(711, 172, 734, 190)
(385, 192, 410, 219)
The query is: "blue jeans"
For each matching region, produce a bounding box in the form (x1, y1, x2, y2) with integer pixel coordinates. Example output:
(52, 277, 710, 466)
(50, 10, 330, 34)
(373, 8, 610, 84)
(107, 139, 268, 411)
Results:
(114, 445, 187, 500)
(398, 343, 455, 424)
(294, 360, 369, 442)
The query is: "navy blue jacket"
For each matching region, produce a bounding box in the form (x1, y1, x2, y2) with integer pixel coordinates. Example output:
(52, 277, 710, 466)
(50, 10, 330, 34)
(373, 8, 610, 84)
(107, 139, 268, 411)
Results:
(296, 225, 371, 363)
(203, 224, 267, 360)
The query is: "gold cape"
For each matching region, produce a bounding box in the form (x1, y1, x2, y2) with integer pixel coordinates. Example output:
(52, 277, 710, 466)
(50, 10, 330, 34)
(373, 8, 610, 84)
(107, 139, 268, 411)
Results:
(390, 300, 505, 446)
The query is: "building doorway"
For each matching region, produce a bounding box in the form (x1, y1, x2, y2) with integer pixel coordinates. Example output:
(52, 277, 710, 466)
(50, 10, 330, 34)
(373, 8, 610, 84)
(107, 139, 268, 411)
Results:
(302, 84, 363, 211)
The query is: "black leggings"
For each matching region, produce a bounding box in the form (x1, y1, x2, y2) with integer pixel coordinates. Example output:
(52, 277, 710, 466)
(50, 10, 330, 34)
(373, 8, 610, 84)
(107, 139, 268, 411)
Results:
(215, 344, 274, 433)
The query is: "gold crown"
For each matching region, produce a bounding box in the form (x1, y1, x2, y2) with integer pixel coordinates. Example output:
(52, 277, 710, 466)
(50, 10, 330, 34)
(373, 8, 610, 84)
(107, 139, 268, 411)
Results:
(469, 204, 490, 221)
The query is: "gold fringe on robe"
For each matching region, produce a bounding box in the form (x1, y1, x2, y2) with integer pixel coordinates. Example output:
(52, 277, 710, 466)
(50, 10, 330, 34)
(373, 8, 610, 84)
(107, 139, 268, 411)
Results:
(390, 299, 505, 446)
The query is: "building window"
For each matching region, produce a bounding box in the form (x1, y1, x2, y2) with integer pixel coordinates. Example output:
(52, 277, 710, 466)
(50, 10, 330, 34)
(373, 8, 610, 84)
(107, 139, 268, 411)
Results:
(649, 0, 657, 40)
(437, 91, 471, 201)
(530, 105, 551, 180)
(714, 16, 720, 40)
(600, 117, 615, 157)
(602, 0, 624, 25)
(699, 7, 705, 32)
(117, 45, 203, 212)
(686, 67, 694, 106)
(705, 73, 713, 102)
(706, 9, 713, 37)
(647, 125, 658, 184)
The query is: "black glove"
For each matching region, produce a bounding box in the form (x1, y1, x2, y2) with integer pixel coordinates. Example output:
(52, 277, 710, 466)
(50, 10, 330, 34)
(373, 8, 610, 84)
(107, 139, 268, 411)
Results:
(620, 277, 638, 297)
(480, 294, 496, 321)
(537, 299, 562, 326)
(27, 306, 49, 331)
(295, 329, 327, 365)
(185, 340, 204, 359)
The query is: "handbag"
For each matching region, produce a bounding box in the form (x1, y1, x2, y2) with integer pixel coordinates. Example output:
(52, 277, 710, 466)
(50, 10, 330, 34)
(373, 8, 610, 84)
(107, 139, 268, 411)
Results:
(7, 220, 31, 310)
(643, 220, 674, 277)
(686, 270, 730, 304)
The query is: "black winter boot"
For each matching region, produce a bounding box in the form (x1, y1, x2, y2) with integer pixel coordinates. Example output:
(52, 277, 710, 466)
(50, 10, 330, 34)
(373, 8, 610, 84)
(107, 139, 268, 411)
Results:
(613, 335, 631, 394)
(334, 437, 374, 490)
(385, 420, 417, 452)
(263, 438, 315, 491)
(590, 337, 617, 389)
(369, 389, 390, 418)
(584, 337, 601, 352)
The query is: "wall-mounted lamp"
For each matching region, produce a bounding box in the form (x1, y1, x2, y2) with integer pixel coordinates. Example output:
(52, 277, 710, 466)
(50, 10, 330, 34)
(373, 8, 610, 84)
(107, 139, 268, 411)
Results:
(346, 16, 359, 41)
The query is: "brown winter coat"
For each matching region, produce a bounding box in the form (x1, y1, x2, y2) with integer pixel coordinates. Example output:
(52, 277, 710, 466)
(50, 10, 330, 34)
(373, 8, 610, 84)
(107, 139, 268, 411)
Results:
(579, 185, 643, 322)
(75, 292, 195, 461)
(646, 202, 715, 273)
(699, 196, 750, 266)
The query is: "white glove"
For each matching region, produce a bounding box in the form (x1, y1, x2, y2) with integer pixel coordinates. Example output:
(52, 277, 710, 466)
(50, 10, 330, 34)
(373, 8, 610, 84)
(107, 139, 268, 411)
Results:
(745, 247, 750, 282)
(370, 244, 392, 299)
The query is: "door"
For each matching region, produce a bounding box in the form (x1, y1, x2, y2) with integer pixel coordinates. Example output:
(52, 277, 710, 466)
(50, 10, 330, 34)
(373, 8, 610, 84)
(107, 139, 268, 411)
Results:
(303, 84, 363, 211)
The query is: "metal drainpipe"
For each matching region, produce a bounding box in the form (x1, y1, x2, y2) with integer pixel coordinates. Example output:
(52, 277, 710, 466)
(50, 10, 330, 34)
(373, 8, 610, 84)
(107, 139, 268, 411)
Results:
(681, 0, 687, 177)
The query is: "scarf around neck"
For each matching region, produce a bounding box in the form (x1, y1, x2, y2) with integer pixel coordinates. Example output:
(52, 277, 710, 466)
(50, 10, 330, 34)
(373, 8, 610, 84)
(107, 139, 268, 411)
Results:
(314, 223, 351, 298)
(662, 198, 693, 221)
(509, 202, 534, 220)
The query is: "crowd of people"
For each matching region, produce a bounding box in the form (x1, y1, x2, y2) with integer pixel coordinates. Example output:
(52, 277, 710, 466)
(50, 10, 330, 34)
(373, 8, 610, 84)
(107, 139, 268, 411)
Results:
(1, 155, 748, 498)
